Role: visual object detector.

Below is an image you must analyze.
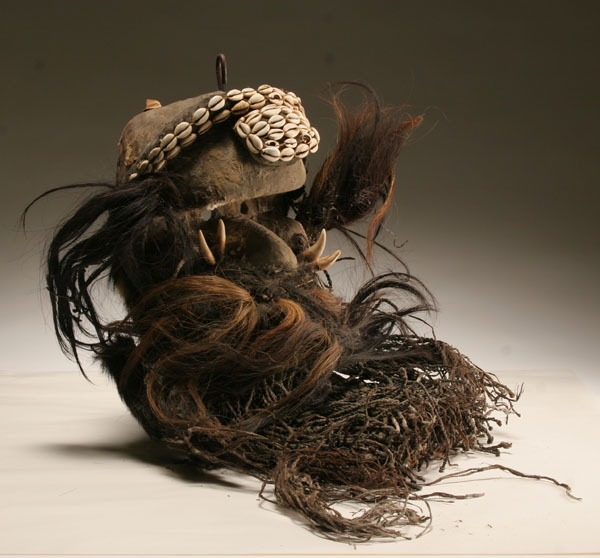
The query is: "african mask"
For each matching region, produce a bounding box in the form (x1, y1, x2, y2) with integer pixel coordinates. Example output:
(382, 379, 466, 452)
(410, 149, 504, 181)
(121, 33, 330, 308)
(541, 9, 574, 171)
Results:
(29, 57, 524, 541)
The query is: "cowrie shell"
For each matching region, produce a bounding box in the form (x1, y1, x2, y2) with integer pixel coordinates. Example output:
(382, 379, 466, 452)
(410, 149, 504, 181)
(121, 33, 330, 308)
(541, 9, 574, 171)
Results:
(242, 87, 256, 98)
(197, 120, 213, 134)
(268, 129, 284, 141)
(299, 131, 311, 143)
(163, 137, 178, 151)
(295, 144, 310, 158)
(227, 89, 243, 102)
(262, 146, 281, 162)
(148, 146, 162, 160)
(174, 121, 190, 136)
(246, 134, 263, 153)
(208, 95, 225, 111)
(193, 107, 209, 125)
(284, 137, 297, 148)
(268, 91, 283, 105)
(284, 94, 297, 106)
(176, 124, 193, 139)
(252, 120, 270, 136)
(236, 121, 251, 137)
(268, 114, 285, 128)
(309, 137, 319, 153)
(213, 109, 231, 123)
(137, 159, 150, 173)
(179, 132, 197, 147)
(245, 111, 262, 127)
(280, 147, 295, 162)
(262, 106, 281, 118)
(165, 145, 181, 159)
(249, 92, 265, 105)
(231, 100, 250, 114)
(154, 159, 166, 172)
(160, 133, 175, 148)
(257, 84, 273, 94)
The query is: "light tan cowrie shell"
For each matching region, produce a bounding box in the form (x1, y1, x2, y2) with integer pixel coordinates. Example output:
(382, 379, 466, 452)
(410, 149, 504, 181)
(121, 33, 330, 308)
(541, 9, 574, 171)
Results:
(208, 95, 225, 111)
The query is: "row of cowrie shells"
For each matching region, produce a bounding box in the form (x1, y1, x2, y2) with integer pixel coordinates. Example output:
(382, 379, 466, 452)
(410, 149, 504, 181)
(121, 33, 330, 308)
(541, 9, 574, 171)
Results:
(128, 85, 317, 180)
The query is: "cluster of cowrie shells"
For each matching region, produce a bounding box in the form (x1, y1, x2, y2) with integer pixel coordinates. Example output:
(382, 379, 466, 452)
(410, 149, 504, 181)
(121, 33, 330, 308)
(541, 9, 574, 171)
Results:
(232, 85, 319, 164)
(128, 85, 320, 181)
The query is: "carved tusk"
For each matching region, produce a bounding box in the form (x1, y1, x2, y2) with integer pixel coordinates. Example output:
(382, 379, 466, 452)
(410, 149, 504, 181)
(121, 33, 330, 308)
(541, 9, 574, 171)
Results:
(216, 219, 226, 258)
(300, 229, 326, 262)
(315, 250, 342, 271)
(145, 99, 162, 110)
(198, 229, 216, 265)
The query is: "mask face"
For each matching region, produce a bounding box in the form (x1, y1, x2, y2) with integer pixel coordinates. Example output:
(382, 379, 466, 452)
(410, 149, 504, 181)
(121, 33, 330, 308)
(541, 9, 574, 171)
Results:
(113, 84, 340, 303)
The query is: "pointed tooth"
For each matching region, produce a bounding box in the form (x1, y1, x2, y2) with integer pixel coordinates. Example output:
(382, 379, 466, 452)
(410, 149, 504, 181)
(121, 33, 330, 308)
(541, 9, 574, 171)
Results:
(216, 219, 226, 257)
(300, 229, 326, 262)
(315, 250, 341, 271)
(198, 229, 216, 265)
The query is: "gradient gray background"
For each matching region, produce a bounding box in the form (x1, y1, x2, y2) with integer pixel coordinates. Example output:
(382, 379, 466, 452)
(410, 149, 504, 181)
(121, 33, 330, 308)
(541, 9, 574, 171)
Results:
(2, 1, 598, 390)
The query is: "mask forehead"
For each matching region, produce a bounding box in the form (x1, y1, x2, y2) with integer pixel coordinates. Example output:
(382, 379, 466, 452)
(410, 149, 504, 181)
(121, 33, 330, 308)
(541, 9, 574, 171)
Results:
(116, 86, 319, 210)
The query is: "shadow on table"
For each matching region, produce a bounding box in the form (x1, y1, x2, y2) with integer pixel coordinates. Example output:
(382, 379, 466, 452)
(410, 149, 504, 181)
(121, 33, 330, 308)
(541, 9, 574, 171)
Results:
(42, 435, 249, 489)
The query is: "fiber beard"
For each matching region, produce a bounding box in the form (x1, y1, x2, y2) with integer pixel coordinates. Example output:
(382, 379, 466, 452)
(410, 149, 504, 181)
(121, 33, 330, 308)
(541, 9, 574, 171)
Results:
(34, 174, 518, 541)
(95, 259, 517, 541)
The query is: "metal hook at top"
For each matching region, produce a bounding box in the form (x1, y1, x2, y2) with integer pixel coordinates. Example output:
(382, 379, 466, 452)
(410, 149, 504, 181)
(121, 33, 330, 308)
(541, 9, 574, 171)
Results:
(216, 54, 227, 91)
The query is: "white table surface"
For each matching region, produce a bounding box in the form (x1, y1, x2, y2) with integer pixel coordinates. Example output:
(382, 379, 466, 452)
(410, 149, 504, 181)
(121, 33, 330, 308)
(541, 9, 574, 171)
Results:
(1, 368, 599, 557)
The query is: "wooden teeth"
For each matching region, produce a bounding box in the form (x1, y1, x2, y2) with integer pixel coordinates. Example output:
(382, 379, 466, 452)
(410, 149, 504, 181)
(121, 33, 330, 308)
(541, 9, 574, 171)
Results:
(128, 84, 320, 180)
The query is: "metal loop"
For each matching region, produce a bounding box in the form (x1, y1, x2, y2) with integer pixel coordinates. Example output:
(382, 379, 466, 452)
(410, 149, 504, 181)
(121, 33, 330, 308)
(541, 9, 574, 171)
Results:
(216, 53, 227, 91)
